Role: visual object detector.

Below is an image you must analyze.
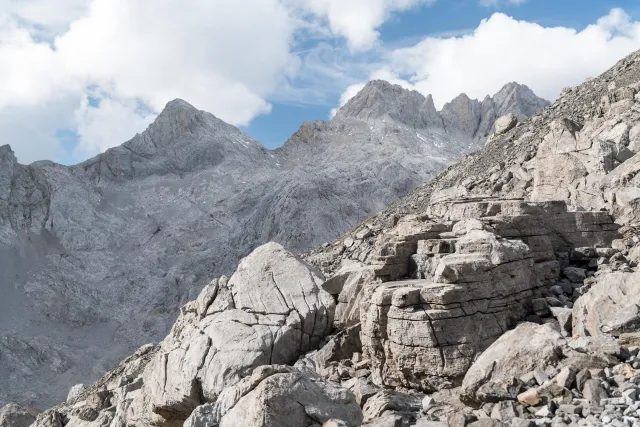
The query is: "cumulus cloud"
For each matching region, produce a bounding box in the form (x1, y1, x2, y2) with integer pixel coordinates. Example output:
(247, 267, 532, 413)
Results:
(336, 8, 640, 111)
(73, 96, 156, 158)
(302, 0, 436, 51)
(0, 0, 299, 162)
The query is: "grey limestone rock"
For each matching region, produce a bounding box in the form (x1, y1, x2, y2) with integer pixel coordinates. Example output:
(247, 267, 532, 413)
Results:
(572, 270, 640, 338)
(0, 403, 36, 427)
(460, 322, 565, 404)
(0, 80, 547, 407)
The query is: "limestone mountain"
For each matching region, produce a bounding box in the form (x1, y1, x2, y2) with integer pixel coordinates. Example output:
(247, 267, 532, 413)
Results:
(0, 82, 547, 407)
(6, 47, 640, 427)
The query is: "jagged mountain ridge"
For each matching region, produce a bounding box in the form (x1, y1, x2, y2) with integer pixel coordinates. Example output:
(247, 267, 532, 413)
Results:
(0, 81, 547, 407)
(337, 80, 548, 143)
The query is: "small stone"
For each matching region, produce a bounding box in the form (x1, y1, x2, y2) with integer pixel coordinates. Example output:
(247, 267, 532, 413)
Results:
(535, 405, 553, 418)
(576, 369, 592, 391)
(532, 298, 551, 317)
(556, 367, 576, 389)
(422, 395, 435, 413)
(550, 308, 572, 336)
(557, 404, 581, 415)
(518, 388, 541, 406)
(534, 368, 550, 386)
(622, 388, 637, 402)
(620, 332, 640, 347)
(582, 379, 609, 406)
(511, 419, 535, 427)
(491, 401, 519, 421)
(563, 267, 587, 283)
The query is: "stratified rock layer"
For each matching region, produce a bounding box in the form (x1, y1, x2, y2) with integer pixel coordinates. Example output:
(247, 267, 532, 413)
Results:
(356, 199, 618, 393)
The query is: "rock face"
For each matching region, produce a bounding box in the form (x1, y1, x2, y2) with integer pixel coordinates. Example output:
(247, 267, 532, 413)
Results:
(460, 322, 565, 404)
(127, 243, 334, 425)
(0, 403, 36, 427)
(572, 271, 640, 338)
(338, 80, 548, 145)
(0, 81, 548, 407)
(356, 199, 617, 394)
(337, 50, 640, 240)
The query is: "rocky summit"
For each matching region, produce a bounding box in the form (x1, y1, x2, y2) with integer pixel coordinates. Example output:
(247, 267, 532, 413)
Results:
(0, 80, 546, 408)
(7, 47, 640, 427)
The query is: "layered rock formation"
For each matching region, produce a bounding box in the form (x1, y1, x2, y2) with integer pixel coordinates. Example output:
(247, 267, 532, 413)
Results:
(8, 38, 640, 427)
(0, 82, 547, 406)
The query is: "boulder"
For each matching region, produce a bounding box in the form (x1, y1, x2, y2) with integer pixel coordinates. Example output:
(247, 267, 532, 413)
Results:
(572, 270, 640, 337)
(129, 243, 336, 426)
(217, 366, 362, 427)
(460, 323, 565, 404)
(361, 225, 543, 393)
(183, 404, 216, 427)
(494, 114, 518, 135)
(0, 404, 36, 427)
(362, 391, 423, 422)
(66, 384, 85, 403)
(330, 263, 378, 328)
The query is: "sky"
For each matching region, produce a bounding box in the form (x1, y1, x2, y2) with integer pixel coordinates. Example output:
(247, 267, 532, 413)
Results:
(1, 0, 640, 164)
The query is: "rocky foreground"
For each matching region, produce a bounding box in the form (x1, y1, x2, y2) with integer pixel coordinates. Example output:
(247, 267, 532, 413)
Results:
(3, 48, 640, 427)
(4, 195, 640, 427)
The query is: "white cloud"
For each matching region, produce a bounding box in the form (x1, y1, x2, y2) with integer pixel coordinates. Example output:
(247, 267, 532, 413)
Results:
(0, 94, 80, 164)
(336, 8, 640, 112)
(0, 0, 300, 163)
(74, 96, 156, 158)
(302, 0, 436, 51)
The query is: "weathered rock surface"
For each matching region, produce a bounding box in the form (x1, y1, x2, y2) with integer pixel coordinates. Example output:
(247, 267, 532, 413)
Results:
(215, 366, 362, 427)
(352, 198, 617, 394)
(0, 81, 547, 407)
(460, 322, 565, 404)
(573, 270, 640, 338)
(125, 243, 334, 425)
(0, 403, 36, 427)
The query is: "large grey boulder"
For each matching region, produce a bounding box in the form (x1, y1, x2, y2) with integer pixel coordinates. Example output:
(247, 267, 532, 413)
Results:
(494, 113, 518, 135)
(0, 403, 36, 427)
(216, 366, 362, 427)
(573, 270, 640, 338)
(460, 322, 565, 404)
(128, 242, 335, 426)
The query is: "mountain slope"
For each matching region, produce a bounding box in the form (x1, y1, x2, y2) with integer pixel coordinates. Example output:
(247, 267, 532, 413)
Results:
(0, 82, 547, 407)
(308, 50, 640, 278)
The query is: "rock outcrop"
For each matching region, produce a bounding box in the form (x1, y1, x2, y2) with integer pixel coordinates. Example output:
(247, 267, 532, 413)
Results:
(0, 403, 36, 427)
(460, 322, 565, 404)
(0, 80, 548, 407)
(355, 198, 617, 394)
(573, 270, 640, 338)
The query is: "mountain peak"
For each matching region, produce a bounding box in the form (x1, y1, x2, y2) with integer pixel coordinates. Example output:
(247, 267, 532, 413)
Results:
(156, 98, 203, 123)
(335, 80, 431, 127)
(492, 82, 550, 119)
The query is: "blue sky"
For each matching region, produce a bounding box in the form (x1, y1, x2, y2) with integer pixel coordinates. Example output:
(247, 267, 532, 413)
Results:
(1, 0, 640, 164)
